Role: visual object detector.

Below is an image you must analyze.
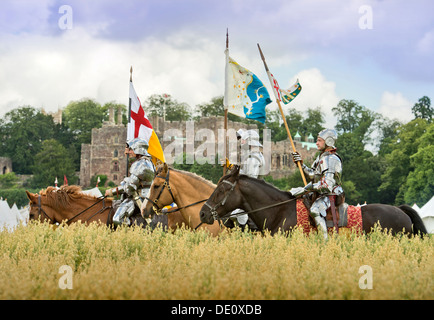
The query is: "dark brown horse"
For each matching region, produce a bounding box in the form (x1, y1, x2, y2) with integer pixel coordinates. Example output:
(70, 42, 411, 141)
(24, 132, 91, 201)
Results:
(199, 166, 427, 237)
(26, 185, 184, 230)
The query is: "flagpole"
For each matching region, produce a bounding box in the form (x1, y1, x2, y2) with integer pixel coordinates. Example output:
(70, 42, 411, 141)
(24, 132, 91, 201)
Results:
(223, 29, 229, 175)
(126, 66, 133, 177)
(257, 44, 307, 185)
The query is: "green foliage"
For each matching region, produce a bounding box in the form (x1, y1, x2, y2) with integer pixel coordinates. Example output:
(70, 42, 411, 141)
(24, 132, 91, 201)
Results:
(412, 96, 432, 123)
(30, 139, 77, 188)
(172, 153, 223, 184)
(0, 172, 19, 189)
(402, 123, 434, 205)
(144, 94, 191, 121)
(90, 175, 108, 188)
(62, 99, 104, 145)
(379, 119, 429, 205)
(0, 106, 56, 174)
(0, 188, 39, 208)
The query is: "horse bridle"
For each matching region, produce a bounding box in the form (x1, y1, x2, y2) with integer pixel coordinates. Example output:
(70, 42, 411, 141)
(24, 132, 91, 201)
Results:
(203, 179, 238, 221)
(32, 194, 111, 225)
(34, 194, 56, 223)
(146, 168, 176, 215)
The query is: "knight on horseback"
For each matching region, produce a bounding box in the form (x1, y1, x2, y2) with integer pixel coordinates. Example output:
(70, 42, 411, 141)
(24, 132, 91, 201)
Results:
(105, 138, 155, 226)
(227, 129, 266, 229)
(290, 129, 344, 239)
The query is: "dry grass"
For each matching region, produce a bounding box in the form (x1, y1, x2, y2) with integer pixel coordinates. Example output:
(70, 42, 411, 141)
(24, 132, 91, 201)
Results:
(0, 221, 432, 300)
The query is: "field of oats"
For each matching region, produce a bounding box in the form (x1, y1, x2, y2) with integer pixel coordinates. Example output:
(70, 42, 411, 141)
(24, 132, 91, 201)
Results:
(0, 221, 432, 300)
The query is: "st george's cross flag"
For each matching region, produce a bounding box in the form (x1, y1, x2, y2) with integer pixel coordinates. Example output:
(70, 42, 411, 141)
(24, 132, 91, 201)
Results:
(224, 49, 271, 123)
(127, 82, 166, 165)
(268, 73, 302, 105)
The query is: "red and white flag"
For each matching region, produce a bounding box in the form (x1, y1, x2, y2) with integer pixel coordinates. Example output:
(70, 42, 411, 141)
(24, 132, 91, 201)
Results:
(127, 82, 166, 165)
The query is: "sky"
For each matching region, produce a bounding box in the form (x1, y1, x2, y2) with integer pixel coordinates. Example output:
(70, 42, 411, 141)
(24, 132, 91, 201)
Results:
(0, 0, 433, 129)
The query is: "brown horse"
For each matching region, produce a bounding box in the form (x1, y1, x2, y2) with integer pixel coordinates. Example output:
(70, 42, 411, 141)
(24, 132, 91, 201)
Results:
(26, 185, 185, 230)
(199, 165, 428, 237)
(141, 163, 222, 236)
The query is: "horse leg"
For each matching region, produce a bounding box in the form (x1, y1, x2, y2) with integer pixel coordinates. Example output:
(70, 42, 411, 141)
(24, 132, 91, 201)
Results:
(362, 204, 413, 235)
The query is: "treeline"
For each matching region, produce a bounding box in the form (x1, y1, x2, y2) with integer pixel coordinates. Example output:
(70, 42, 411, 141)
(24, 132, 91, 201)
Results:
(0, 95, 432, 208)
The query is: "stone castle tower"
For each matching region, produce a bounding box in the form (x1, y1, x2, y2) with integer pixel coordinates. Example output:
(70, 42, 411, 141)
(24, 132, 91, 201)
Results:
(79, 107, 317, 187)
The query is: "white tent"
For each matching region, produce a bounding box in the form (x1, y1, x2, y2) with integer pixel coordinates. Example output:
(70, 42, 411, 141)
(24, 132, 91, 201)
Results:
(0, 200, 18, 231)
(419, 196, 434, 234)
(82, 187, 103, 198)
(19, 206, 29, 225)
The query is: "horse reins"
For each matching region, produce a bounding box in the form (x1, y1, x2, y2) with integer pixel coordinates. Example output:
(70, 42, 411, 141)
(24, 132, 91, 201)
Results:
(35, 194, 112, 225)
(145, 168, 208, 215)
(203, 179, 238, 222)
(145, 168, 209, 230)
(203, 177, 297, 223)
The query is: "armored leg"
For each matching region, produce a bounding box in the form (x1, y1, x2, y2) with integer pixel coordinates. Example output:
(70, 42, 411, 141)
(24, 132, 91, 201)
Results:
(113, 199, 135, 226)
(310, 198, 329, 240)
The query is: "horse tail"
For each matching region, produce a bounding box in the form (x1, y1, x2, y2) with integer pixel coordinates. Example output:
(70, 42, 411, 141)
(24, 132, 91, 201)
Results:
(398, 204, 428, 237)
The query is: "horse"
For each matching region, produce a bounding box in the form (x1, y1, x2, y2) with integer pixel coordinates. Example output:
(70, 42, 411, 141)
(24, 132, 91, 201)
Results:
(26, 185, 185, 230)
(199, 165, 428, 237)
(141, 163, 222, 236)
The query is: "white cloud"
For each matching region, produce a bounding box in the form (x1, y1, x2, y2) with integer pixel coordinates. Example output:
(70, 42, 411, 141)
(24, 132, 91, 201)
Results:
(0, 28, 224, 116)
(266, 68, 340, 129)
(378, 91, 413, 122)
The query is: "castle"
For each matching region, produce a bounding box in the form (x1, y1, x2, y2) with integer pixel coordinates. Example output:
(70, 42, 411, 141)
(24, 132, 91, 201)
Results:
(0, 157, 12, 175)
(79, 108, 318, 187)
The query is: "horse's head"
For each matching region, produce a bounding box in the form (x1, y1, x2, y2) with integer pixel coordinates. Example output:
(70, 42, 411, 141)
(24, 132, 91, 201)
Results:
(26, 190, 57, 223)
(199, 165, 243, 224)
(141, 162, 175, 219)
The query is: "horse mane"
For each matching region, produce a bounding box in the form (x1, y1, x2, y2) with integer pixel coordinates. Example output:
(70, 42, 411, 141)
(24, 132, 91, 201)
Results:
(239, 174, 293, 198)
(39, 185, 100, 209)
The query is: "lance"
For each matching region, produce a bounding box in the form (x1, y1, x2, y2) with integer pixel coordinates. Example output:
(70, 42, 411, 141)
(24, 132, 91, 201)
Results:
(223, 29, 229, 175)
(257, 43, 307, 185)
(126, 66, 133, 177)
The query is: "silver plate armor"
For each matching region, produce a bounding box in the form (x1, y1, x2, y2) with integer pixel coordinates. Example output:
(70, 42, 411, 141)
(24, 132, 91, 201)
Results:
(111, 157, 155, 226)
(302, 150, 343, 239)
(231, 149, 265, 225)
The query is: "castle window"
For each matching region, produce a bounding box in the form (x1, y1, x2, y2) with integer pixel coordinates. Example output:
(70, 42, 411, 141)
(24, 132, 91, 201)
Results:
(2, 166, 6, 174)
(113, 175, 118, 181)
(113, 161, 119, 172)
(114, 149, 118, 158)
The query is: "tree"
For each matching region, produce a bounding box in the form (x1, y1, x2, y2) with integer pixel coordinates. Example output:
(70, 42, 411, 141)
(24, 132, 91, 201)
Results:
(332, 99, 379, 144)
(144, 94, 192, 121)
(195, 96, 225, 118)
(30, 139, 77, 188)
(0, 106, 55, 174)
(378, 119, 429, 205)
(302, 107, 325, 138)
(412, 96, 432, 123)
(402, 122, 434, 206)
(62, 99, 104, 145)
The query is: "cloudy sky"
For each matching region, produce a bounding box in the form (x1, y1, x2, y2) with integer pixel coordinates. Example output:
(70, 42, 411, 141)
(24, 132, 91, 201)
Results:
(0, 0, 433, 128)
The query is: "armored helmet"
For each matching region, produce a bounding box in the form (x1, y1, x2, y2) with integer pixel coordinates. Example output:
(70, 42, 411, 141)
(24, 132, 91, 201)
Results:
(318, 128, 338, 148)
(127, 138, 151, 157)
(237, 129, 262, 147)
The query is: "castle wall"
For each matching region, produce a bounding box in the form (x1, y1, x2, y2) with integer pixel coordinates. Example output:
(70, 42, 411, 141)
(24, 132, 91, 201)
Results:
(79, 114, 318, 187)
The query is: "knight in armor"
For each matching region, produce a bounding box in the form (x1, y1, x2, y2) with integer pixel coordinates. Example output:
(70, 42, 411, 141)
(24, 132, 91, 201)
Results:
(105, 138, 155, 226)
(227, 129, 266, 229)
(290, 129, 344, 239)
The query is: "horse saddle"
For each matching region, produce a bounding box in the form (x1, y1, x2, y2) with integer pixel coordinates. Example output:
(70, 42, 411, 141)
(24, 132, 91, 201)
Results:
(303, 193, 349, 228)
